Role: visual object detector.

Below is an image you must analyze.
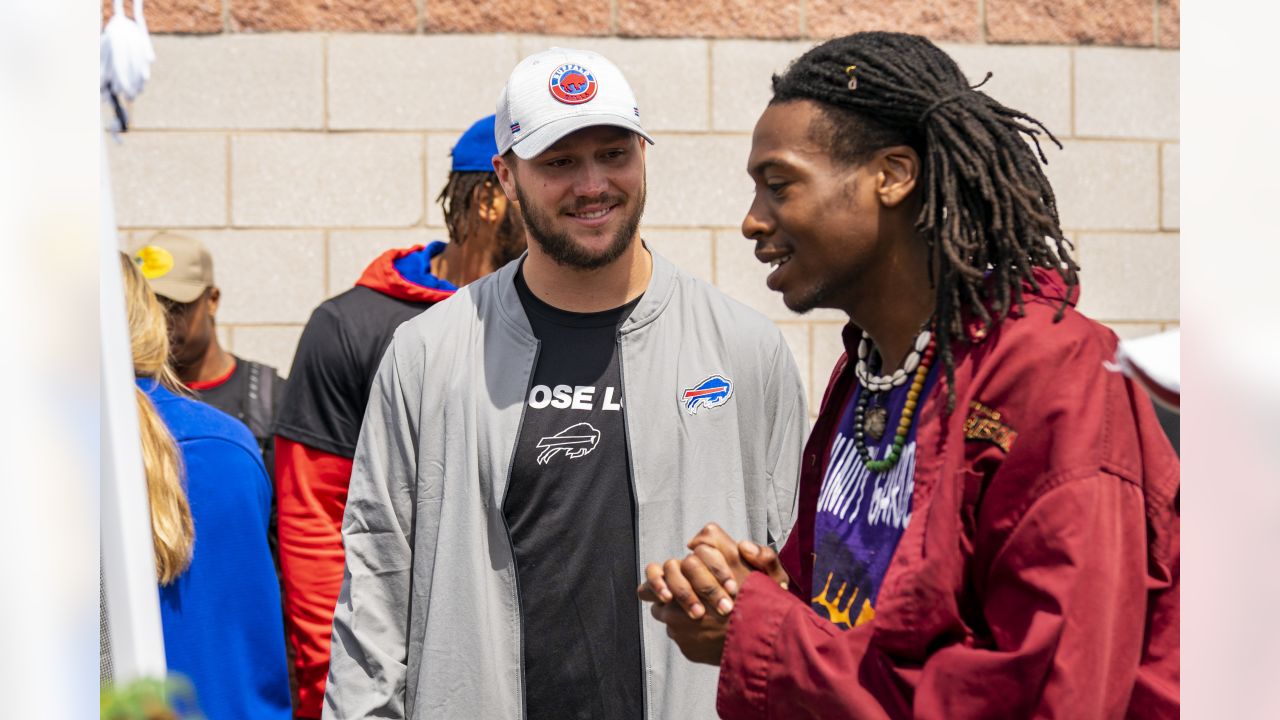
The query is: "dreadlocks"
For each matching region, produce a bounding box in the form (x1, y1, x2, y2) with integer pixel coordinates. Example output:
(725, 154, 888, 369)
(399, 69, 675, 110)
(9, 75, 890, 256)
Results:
(437, 170, 526, 266)
(772, 31, 1078, 408)
(438, 171, 497, 247)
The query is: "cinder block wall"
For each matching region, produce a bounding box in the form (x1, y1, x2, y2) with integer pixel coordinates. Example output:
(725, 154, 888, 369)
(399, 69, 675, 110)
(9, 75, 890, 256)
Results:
(108, 1, 1179, 414)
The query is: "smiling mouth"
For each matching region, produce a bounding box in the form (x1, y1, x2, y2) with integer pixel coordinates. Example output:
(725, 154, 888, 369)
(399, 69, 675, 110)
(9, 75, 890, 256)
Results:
(566, 204, 618, 220)
(756, 245, 794, 268)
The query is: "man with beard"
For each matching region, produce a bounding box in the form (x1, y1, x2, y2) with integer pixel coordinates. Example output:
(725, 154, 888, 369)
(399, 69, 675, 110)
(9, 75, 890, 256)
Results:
(272, 115, 528, 720)
(322, 48, 807, 720)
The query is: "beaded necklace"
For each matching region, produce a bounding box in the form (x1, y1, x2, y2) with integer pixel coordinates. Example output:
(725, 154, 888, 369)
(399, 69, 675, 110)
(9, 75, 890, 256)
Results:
(852, 325, 937, 473)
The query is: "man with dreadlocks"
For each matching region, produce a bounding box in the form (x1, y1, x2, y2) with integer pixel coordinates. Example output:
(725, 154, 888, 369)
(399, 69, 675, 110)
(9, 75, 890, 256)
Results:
(273, 114, 526, 719)
(639, 32, 1179, 718)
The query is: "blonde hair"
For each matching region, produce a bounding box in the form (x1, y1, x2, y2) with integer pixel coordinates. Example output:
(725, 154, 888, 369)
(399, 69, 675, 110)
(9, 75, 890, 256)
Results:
(119, 252, 195, 585)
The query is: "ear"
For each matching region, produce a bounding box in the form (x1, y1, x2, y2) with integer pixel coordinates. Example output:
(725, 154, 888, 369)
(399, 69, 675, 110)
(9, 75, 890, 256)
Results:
(875, 145, 920, 208)
(492, 153, 519, 205)
(207, 287, 221, 317)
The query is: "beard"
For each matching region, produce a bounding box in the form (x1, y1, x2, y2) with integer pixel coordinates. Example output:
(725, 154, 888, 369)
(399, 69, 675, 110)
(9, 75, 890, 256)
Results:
(515, 179, 646, 270)
(782, 282, 837, 315)
(489, 202, 529, 268)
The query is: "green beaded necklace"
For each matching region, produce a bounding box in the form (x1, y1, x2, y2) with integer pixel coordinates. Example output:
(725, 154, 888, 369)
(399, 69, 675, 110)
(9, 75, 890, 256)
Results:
(853, 331, 936, 473)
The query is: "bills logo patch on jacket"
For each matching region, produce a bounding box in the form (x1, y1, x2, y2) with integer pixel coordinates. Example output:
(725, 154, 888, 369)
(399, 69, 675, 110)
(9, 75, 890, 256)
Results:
(681, 375, 733, 415)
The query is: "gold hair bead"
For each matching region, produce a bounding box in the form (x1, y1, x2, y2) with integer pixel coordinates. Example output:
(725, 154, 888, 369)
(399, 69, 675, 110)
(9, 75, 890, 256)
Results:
(845, 64, 858, 91)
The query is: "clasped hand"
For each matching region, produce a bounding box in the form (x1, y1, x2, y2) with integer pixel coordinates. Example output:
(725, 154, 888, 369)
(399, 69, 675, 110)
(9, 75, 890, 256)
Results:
(636, 523, 789, 665)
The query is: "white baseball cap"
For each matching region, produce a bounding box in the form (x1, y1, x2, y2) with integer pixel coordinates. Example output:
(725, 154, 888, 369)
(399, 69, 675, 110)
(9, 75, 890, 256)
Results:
(495, 47, 655, 160)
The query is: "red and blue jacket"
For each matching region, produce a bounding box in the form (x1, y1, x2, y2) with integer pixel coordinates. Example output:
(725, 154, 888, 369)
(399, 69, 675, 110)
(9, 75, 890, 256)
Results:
(274, 244, 455, 718)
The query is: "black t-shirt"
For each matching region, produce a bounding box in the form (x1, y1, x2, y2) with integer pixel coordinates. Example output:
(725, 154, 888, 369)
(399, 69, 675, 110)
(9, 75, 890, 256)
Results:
(274, 286, 440, 458)
(506, 269, 644, 720)
(194, 355, 286, 480)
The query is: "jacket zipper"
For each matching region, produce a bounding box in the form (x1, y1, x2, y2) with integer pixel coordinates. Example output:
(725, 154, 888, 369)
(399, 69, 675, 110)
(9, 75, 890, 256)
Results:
(615, 331, 652, 720)
(499, 341, 540, 720)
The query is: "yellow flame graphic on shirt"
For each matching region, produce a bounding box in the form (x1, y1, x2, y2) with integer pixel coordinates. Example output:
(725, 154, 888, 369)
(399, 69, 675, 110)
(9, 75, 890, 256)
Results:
(812, 572, 876, 629)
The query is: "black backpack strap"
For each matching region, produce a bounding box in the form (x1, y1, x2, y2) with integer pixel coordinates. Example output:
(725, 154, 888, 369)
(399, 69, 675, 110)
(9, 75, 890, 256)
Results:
(243, 360, 275, 443)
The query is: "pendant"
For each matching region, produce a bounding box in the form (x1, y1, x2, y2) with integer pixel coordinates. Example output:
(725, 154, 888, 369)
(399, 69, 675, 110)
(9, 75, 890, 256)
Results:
(864, 406, 888, 442)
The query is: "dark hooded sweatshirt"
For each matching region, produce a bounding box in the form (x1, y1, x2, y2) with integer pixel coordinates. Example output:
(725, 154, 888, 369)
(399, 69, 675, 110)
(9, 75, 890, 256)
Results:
(274, 243, 455, 718)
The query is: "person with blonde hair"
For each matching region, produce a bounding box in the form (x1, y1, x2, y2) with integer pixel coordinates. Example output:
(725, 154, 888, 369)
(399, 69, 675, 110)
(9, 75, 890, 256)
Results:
(122, 253, 292, 720)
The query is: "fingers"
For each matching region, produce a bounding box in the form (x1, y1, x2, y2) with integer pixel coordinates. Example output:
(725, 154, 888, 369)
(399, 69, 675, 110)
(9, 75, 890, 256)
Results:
(692, 544, 740, 597)
(640, 562, 673, 603)
(662, 557, 705, 620)
(682, 552, 735, 616)
(738, 540, 789, 590)
(687, 522, 735, 554)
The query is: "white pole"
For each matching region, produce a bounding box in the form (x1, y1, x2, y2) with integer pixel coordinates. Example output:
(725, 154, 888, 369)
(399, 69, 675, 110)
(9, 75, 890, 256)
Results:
(100, 133, 167, 681)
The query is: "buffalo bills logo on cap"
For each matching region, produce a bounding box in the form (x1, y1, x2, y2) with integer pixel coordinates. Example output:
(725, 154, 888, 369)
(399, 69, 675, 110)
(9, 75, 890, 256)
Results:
(681, 375, 734, 415)
(549, 63, 598, 105)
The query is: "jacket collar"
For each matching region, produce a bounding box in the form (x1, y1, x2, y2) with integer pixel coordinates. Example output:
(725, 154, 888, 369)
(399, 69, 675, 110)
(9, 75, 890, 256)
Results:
(489, 241, 677, 341)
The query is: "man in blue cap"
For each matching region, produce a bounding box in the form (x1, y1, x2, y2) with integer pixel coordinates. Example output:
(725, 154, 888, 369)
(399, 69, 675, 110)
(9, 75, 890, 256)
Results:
(272, 115, 526, 720)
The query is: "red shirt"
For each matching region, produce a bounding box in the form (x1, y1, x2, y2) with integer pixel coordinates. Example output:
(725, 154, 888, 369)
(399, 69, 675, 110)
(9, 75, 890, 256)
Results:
(718, 271, 1180, 718)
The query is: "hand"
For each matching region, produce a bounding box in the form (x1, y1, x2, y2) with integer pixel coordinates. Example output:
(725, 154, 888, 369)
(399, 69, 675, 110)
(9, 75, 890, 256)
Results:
(636, 524, 792, 666)
(637, 523, 790, 619)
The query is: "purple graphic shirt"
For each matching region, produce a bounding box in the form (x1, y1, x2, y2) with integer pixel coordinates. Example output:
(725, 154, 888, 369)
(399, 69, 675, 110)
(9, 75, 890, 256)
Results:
(810, 362, 940, 630)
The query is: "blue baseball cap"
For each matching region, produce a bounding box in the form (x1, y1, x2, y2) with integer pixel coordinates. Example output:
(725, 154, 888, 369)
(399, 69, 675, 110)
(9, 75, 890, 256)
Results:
(451, 115, 499, 172)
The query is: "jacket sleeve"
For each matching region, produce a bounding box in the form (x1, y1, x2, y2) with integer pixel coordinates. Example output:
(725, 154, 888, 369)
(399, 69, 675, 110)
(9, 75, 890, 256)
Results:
(717, 472, 1149, 719)
(275, 436, 354, 719)
(323, 339, 420, 720)
(763, 332, 807, 550)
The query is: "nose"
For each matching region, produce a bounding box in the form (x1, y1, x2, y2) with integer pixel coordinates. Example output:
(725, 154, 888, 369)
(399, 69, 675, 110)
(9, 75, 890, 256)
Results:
(573, 159, 610, 199)
(741, 192, 773, 241)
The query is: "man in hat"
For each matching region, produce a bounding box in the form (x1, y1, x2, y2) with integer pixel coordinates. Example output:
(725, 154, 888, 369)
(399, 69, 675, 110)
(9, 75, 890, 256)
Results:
(132, 232, 286, 478)
(274, 115, 528, 719)
(322, 48, 807, 719)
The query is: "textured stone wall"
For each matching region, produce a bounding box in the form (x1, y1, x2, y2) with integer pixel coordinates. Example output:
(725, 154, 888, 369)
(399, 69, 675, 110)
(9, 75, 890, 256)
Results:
(108, 29, 1178, 415)
(105, 0, 1179, 47)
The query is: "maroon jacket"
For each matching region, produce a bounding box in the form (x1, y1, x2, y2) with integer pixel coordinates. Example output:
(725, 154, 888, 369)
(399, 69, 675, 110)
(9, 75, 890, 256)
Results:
(718, 271, 1179, 719)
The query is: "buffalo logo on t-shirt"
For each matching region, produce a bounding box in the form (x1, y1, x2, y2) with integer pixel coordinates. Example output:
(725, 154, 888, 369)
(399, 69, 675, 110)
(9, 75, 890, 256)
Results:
(681, 375, 733, 416)
(536, 422, 601, 465)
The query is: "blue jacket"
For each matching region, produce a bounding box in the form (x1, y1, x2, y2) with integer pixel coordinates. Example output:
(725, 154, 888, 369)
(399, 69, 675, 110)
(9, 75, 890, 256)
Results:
(140, 379, 292, 720)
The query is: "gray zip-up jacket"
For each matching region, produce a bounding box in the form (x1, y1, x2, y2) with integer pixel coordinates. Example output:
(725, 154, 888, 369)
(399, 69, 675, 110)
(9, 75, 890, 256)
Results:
(324, 250, 806, 719)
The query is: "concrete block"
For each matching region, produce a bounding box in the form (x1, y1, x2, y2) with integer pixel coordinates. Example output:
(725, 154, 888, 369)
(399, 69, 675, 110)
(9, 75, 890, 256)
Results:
(1159, 0, 1180, 48)
(941, 43, 1072, 139)
(1043, 140, 1159, 231)
(134, 35, 324, 130)
(230, 0, 417, 32)
(328, 228, 440, 295)
(185, 230, 326, 324)
(108, 132, 227, 228)
(1104, 322, 1167, 340)
(1075, 48, 1178, 139)
(987, 0, 1154, 46)
(1162, 143, 1179, 230)
(229, 325, 306, 377)
(428, 0, 610, 34)
(809, 0, 980, 42)
(644, 134, 753, 227)
(518, 36, 710, 132)
(425, 133, 456, 229)
(135, 0, 222, 33)
(328, 35, 520, 130)
(712, 230, 845, 323)
(710, 39, 814, 132)
(1076, 233, 1179, 322)
(231, 133, 423, 227)
(618, 0, 802, 39)
(643, 229, 713, 283)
